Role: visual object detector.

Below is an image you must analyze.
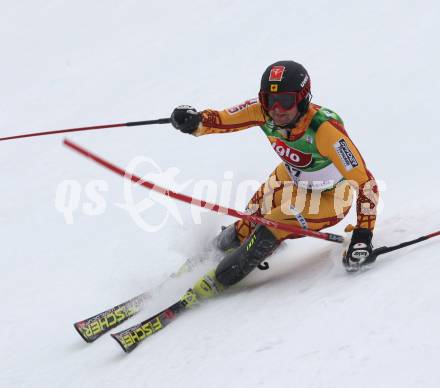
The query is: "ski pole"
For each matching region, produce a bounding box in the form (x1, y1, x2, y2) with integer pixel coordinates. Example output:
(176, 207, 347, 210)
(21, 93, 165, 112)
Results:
(367, 230, 440, 264)
(0, 118, 171, 142)
(63, 138, 344, 243)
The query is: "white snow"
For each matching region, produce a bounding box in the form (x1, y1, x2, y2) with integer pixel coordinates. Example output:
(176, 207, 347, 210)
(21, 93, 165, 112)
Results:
(1, 1, 439, 387)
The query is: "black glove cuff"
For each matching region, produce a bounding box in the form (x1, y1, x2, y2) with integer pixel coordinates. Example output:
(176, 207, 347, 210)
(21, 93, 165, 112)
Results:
(185, 112, 201, 134)
(352, 228, 373, 244)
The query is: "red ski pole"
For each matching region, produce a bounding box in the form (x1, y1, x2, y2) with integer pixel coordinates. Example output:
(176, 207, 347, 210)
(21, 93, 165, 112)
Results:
(0, 118, 171, 142)
(63, 138, 345, 243)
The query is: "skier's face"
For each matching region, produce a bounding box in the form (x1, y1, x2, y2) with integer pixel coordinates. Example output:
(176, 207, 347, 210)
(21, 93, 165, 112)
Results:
(269, 104, 299, 126)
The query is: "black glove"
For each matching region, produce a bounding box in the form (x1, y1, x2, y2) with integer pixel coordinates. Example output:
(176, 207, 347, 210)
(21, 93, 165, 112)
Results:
(170, 105, 201, 134)
(343, 228, 374, 272)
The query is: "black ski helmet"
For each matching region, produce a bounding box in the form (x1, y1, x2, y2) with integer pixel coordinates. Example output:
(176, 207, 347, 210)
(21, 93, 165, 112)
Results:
(259, 60, 312, 116)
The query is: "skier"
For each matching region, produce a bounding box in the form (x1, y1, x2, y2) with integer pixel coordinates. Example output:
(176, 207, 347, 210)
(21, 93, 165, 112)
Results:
(170, 60, 379, 302)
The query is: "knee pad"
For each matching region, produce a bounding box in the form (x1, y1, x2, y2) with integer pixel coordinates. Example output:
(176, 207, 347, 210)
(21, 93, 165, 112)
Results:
(214, 224, 241, 252)
(215, 225, 279, 286)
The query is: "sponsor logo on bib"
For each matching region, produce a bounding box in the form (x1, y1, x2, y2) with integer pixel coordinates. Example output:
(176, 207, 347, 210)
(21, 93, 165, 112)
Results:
(271, 138, 312, 168)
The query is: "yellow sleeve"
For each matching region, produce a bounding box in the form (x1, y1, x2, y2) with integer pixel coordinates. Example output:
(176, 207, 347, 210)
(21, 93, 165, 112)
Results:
(194, 98, 266, 136)
(315, 121, 379, 231)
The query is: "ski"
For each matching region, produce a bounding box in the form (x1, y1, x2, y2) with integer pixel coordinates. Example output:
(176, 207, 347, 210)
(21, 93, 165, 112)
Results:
(111, 288, 198, 353)
(73, 254, 211, 343)
(74, 291, 151, 343)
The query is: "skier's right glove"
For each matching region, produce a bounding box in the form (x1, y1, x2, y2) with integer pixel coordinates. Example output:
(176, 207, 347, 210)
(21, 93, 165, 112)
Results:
(343, 228, 374, 272)
(170, 105, 201, 134)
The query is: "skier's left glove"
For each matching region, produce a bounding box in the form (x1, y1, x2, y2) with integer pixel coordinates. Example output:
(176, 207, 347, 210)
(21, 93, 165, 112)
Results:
(343, 228, 374, 272)
(170, 105, 201, 134)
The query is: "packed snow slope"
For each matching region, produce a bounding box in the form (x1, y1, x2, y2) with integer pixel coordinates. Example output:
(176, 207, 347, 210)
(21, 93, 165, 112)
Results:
(1, 1, 439, 387)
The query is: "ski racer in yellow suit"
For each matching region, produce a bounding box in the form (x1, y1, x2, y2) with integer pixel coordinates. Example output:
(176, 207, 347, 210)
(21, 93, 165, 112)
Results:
(171, 61, 379, 302)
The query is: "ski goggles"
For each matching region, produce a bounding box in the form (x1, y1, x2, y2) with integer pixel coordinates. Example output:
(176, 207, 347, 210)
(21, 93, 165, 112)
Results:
(259, 92, 298, 112)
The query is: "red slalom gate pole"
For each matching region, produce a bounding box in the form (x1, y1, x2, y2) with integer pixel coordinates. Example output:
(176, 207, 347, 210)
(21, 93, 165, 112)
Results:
(0, 118, 171, 142)
(63, 138, 345, 243)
